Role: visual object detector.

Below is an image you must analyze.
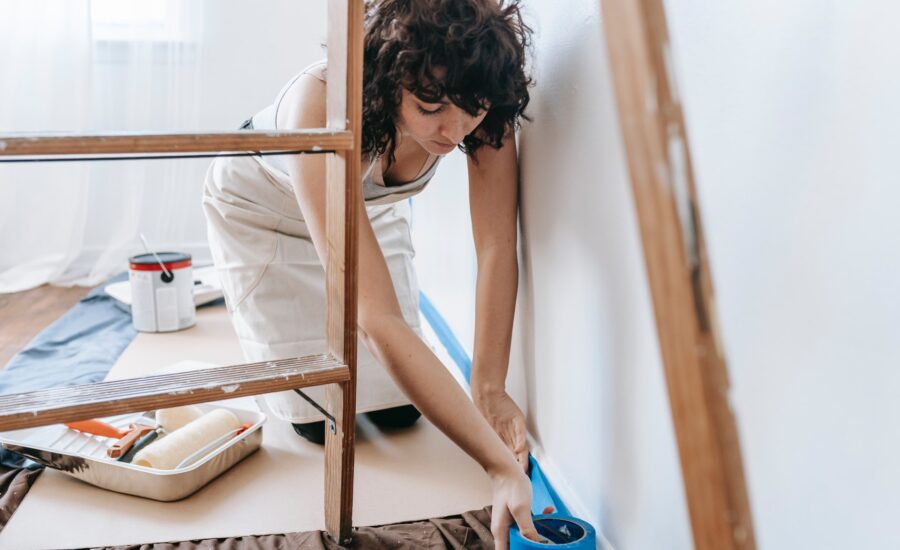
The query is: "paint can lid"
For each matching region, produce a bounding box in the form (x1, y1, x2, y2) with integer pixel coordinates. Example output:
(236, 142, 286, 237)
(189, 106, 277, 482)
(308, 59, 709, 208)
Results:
(129, 252, 192, 272)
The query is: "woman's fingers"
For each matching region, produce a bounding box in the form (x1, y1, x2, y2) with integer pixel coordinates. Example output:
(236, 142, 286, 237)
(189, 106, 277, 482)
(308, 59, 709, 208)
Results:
(477, 392, 531, 473)
(493, 522, 510, 550)
(493, 506, 540, 550)
(514, 418, 528, 449)
(491, 502, 513, 550)
(511, 501, 541, 543)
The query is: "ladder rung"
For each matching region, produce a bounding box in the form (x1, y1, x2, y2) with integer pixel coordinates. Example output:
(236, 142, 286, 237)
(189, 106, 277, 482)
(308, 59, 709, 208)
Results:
(0, 129, 354, 157)
(0, 355, 349, 431)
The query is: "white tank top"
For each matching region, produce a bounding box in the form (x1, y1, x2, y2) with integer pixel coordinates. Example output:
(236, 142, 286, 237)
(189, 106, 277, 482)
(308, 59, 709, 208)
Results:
(249, 61, 443, 206)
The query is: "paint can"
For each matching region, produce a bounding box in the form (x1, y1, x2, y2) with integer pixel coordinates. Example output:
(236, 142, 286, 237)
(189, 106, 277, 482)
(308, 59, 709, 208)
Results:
(510, 515, 596, 549)
(128, 252, 196, 333)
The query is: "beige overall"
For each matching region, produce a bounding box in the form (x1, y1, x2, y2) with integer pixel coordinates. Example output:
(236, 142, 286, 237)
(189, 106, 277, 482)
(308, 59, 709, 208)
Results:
(202, 63, 442, 423)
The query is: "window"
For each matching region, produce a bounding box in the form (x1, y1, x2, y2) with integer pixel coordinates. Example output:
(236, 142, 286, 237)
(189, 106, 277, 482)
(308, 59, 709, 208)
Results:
(89, 0, 190, 43)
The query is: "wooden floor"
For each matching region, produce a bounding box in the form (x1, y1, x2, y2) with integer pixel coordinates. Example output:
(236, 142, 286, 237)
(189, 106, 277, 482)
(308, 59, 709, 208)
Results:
(0, 285, 90, 369)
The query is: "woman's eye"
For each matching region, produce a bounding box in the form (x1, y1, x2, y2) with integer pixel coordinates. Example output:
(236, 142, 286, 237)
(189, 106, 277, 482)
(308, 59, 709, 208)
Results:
(417, 105, 445, 116)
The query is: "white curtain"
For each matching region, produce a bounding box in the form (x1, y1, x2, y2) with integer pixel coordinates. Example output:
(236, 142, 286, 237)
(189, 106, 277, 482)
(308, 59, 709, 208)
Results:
(0, 0, 206, 292)
(0, 1, 93, 291)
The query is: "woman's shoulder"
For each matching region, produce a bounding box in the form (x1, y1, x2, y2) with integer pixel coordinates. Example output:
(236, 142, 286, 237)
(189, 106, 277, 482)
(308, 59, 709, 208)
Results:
(275, 59, 327, 101)
(298, 59, 327, 83)
(275, 61, 328, 130)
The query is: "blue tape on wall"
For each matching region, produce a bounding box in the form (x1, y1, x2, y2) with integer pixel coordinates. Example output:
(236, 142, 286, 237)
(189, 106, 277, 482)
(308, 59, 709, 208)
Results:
(418, 292, 472, 383)
(529, 455, 571, 517)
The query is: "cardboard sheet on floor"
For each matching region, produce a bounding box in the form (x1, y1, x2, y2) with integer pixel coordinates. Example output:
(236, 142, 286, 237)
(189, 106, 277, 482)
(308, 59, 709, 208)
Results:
(0, 306, 491, 550)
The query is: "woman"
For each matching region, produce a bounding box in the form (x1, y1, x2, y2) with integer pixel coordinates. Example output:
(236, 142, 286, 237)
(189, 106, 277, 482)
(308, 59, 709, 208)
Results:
(203, 0, 538, 545)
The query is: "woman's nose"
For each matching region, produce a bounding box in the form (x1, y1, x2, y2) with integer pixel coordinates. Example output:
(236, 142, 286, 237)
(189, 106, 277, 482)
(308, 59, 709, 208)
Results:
(441, 112, 474, 144)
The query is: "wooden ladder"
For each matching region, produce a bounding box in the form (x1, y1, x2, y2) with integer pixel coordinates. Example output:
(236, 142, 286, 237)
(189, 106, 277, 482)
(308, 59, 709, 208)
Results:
(0, 0, 364, 545)
(601, 0, 758, 548)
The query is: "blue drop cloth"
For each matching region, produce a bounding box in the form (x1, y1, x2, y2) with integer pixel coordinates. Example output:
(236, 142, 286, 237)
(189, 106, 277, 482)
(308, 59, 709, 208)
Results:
(0, 273, 136, 395)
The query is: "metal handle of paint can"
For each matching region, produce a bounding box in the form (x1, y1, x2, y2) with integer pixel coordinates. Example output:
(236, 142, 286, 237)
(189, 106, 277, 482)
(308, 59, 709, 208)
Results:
(510, 515, 597, 549)
(139, 233, 173, 279)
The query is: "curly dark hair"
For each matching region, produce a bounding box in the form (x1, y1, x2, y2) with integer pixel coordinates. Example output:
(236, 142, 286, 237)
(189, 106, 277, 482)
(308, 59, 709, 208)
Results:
(362, 0, 532, 165)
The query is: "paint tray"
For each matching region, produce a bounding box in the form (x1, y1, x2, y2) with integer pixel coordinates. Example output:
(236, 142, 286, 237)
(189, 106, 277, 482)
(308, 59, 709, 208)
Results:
(0, 403, 265, 501)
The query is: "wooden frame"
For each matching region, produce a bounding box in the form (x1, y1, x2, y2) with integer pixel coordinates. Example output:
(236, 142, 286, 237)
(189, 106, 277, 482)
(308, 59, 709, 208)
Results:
(323, 0, 364, 541)
(0, 130, 353, 156)
(0, 0, 363, 545)
(600, 0, 757, 548)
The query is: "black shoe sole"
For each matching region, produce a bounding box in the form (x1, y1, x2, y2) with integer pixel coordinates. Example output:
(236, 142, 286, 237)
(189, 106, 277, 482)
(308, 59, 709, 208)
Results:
(292, 420, 326, 445)
(365, 404, 422, 429)
(291, 404, 421, 445)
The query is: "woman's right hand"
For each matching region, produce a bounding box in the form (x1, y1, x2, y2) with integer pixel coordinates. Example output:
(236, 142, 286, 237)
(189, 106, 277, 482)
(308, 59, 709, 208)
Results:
(475, 389, 531, 473)
(489, 463, 541, 549)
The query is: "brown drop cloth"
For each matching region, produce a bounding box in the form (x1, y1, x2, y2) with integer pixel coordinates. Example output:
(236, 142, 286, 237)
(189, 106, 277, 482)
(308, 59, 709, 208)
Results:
(94, 506, 494, 550)
(0, 465, 42, 534)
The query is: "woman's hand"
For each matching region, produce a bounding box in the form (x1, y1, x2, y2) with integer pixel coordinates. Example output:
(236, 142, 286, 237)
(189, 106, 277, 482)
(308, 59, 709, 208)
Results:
(489, 462, 540, 549)
(475, 389, 530, 473)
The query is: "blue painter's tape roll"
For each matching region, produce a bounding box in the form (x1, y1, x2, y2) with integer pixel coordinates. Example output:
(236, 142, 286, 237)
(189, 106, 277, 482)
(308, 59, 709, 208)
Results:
(510, 515, 596, 549)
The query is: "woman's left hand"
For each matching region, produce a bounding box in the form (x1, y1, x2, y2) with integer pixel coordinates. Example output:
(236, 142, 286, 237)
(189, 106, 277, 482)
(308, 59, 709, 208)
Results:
(474, 390, 530, 473)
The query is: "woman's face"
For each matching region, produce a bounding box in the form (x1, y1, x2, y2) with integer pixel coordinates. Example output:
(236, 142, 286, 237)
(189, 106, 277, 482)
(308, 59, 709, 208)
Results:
(395, 88, 488, 155)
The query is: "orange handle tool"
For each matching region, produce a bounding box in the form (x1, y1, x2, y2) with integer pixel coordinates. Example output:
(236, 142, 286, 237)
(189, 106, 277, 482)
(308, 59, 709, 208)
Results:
(64, 419, 127, 439)
(107, 425, 156, 458)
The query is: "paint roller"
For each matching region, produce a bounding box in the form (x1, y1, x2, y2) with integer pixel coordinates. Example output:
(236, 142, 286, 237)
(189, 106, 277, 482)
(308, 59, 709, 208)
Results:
(132, 408, 242, 470)
(115, 406, 204, 463)
(156, 404, 204, 431)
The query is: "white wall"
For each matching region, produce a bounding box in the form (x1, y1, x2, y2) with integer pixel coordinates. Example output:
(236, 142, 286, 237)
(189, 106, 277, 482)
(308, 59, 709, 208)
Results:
(413, 2, 689, 546)
(416, 1, 900, 549)
(667, 2, 900, 549)
(510, 1, 689, 548)
(413, 1, 688, 546)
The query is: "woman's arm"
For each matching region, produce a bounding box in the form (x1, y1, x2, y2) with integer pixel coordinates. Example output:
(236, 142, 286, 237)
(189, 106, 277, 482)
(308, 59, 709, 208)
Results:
(467, 134, 530, 471)
(277, 76, 537, 548)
